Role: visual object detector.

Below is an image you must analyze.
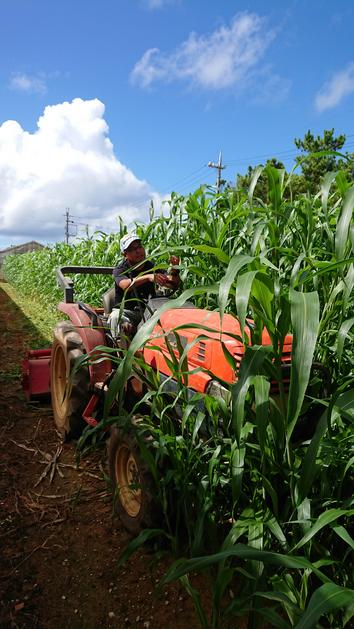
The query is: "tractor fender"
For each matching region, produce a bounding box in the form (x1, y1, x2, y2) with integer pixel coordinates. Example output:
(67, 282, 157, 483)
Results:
(58, 302, 111, 384)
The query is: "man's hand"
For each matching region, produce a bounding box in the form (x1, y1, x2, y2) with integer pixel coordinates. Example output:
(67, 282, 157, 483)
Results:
(167, 255, 181, 287)
(155, 273, 169, 286)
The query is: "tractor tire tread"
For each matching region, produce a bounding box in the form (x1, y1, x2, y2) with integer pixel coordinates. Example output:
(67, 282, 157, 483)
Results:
(51, 321, 90, 440)
(107, 425, 157, 535)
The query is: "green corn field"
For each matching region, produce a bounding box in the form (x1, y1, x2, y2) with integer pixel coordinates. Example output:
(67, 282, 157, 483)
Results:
(4, 164, 354, 628)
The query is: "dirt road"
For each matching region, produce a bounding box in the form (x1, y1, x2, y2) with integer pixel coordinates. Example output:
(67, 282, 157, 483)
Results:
(0, 283, 203, 628)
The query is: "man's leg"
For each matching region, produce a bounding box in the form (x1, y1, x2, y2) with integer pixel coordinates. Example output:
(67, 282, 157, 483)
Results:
(108, 308, 137, 349)
(108, 308, 121, 345)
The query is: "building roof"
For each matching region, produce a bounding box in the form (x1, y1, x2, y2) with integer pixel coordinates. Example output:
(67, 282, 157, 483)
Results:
(0, 240, 44, 256)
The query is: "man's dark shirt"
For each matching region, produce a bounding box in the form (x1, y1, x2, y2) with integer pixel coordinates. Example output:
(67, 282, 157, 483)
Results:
(113, 258, 158, 307)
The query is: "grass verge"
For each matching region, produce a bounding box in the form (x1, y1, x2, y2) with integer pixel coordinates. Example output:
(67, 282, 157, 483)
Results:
(0, 281, 62, 346)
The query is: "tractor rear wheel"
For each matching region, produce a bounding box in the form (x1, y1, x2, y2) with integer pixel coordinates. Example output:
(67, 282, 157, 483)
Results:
(51, 321, 90, 439)
(108, 425, 155, 535)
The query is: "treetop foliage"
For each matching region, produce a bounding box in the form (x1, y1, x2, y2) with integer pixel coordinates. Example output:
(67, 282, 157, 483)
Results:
(237, 128, 354, 198)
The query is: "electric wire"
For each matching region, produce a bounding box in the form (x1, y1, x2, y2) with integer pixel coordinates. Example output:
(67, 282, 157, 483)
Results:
(67, 133, 354, 232)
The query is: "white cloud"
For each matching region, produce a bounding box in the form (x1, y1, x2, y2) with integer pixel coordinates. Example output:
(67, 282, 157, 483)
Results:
(251, 65, 291, 104)
(0, 98, 160, 246)
(143, 0, 176, 8)
(9, 73, 47, 94)
(131, 12, 276, 91)
(315, 62, 354, 112)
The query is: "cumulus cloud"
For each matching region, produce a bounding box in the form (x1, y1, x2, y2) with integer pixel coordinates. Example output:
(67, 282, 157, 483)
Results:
(131, 12, 277, 91)
(9, 73, 47, 94)
(0, 98, 160, 246)
(315, 62, 354, 112)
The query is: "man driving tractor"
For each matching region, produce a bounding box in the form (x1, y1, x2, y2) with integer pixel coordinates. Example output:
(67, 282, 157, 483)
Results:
(109, 232, 181, 342)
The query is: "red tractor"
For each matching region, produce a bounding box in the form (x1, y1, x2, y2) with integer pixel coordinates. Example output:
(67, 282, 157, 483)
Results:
(24, 265, 297, 533)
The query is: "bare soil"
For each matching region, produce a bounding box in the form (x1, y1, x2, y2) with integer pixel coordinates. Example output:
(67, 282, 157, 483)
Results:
(0, 283, 209, 629)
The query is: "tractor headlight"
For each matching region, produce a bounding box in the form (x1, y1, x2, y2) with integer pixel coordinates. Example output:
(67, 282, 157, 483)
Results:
(206, 380, 231, 404)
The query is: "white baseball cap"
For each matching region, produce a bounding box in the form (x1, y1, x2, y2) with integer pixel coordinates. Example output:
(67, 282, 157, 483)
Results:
(120, 232, 141, 253)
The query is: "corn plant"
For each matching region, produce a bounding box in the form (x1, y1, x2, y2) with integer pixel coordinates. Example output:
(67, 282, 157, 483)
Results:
(4, 161, 354, 628)
(106, 278, 353, 626)
(97, 167, 353, 628)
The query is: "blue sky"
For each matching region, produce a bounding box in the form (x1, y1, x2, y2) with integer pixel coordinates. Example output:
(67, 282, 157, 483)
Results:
(1, 0, 354, 248)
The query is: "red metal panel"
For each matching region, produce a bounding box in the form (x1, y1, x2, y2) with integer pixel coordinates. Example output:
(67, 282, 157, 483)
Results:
(143, 309, 246, 392)
(143, 309, 294, 393)
(22, 349, 51, 401)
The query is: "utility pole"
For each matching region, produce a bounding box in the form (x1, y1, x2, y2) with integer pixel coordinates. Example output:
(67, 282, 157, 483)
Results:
(64, 209, 77, 244)
(208, 151, 226, 193)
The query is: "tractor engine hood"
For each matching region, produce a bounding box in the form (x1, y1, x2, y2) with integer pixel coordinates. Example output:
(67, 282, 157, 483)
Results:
(143, 309, 292, 394)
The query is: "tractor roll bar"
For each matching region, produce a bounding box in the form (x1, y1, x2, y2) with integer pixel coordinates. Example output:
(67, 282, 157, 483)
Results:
(57, 266, 114, 303)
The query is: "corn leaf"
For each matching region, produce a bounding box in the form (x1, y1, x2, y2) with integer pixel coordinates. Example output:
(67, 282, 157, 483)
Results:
(252, 375, 270, 452)
(332, 524, 354, 552)
(286, 289, 320, 441)
(337, 317, 354, 368)
(192, 244, 229, 264)
(235, 269, 258, 336)
(294, 584, 354, 629)
(292, 508, 354, 551)
(161, 544, 332, 585)
(297, 410, 328, 501)
(335, 186, 354, 261)
(231, 345, 269, 444)
(219, 254, 253, 319)
(248, 165, 264, 204)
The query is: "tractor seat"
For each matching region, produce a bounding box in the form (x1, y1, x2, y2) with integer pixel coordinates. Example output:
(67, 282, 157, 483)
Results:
(102, 286, 116, 316)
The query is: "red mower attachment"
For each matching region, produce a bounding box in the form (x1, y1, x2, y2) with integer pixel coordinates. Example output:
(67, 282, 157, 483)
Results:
(22, 348, 51, 401)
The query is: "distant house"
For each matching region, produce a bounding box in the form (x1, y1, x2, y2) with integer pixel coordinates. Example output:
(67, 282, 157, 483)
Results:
(0, 241, 45, 280)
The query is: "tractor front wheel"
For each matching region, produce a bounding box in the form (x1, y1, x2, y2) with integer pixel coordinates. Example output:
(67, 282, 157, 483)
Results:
(108, 425, 155, 535)
(50, 321, 90, 439)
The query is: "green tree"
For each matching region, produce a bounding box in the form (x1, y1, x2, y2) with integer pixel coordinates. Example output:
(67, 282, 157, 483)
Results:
(236, 129, 354, 199)
(294, 128, 347, 192)
(236, 158, 306, 202)
(237, 158, 283, 201)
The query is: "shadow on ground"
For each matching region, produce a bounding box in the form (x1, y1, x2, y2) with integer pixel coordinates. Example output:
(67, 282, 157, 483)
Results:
(0, 283, 206, 629)
(0, 284, 50, 367)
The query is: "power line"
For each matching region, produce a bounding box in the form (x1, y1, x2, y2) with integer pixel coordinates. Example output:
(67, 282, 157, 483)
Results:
(158, 165, 208, 195)
(226, 136, 354, 168)
(175, 169, 215, 195)
(61, 133, 354, 237)
(100, 165, 211, 219)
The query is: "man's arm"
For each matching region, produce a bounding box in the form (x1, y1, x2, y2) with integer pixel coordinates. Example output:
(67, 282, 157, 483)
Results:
(114, 257, 180, 292)
(113, 260, 156, 292)
(118, 273, 155, 291)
